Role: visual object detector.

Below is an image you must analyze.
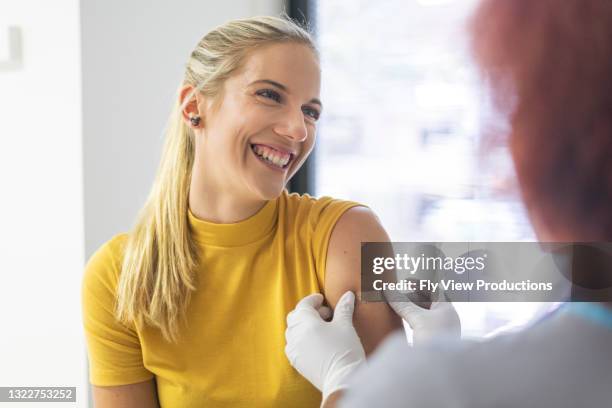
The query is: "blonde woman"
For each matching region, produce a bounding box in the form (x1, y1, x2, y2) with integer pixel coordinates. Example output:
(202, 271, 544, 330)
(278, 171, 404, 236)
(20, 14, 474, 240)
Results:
(81, 16, 402, 407)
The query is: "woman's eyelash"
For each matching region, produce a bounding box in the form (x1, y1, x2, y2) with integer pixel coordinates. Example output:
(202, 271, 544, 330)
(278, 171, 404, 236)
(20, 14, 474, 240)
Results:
(302, 107, 321, 121)
(256, 89, 320, 121)
(256, 89, 281, 102)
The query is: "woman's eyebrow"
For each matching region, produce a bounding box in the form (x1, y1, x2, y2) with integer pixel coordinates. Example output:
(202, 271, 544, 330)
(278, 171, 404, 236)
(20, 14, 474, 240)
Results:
(249, 78, 287, 91)
(249, 79, 323, 108)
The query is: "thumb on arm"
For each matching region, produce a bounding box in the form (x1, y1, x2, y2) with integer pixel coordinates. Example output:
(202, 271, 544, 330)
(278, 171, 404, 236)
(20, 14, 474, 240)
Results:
(287, 293, 326, 328)
(295, 293, 325, 311)
(332, 291, 356, 325)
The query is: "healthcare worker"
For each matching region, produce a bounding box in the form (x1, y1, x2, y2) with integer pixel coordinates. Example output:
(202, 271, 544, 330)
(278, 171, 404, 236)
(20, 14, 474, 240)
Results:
(285, 0, 612, 406)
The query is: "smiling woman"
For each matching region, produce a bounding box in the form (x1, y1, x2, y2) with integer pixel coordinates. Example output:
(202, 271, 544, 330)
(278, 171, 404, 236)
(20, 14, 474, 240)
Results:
(81, 15, 401, 408)
(184, 41, 322, 210)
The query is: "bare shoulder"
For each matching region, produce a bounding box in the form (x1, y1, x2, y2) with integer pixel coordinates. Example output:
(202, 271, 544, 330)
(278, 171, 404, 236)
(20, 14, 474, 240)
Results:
(92, 378, 159, 408)
(325, 206, 389, 294)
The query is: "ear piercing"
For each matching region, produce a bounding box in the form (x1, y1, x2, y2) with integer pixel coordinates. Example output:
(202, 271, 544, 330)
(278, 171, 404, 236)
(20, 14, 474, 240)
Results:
(189, 114, 201, 126)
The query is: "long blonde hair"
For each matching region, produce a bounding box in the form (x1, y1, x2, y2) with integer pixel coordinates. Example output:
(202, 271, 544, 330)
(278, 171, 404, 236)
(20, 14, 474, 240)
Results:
(115, 16, 316, 343)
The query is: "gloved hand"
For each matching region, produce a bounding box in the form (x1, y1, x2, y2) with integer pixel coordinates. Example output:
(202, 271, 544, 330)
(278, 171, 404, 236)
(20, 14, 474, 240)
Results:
(285, 291, 365, 405)
(385, 290, 461, 345)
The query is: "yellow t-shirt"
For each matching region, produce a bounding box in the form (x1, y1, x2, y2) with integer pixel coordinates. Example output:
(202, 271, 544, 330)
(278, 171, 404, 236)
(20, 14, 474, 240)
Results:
(82, 190, 362, 407)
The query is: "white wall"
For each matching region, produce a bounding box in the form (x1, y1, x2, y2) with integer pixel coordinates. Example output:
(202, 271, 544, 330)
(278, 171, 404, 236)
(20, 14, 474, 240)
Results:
(0, 1, 282, 407)
(0, 0, 85, 407)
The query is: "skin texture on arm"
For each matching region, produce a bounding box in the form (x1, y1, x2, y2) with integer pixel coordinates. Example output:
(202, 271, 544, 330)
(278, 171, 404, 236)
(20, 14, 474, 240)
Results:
(92, 379, 160, 408)
(324, 206, 403, 355)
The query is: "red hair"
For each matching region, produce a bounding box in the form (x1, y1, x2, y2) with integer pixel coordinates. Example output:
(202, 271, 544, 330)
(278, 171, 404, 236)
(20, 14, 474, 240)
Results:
(470, 0, 612, 240)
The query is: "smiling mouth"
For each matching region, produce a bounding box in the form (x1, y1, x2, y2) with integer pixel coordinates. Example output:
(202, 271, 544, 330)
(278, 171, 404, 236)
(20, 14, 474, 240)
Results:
(250, 144, 295, 170)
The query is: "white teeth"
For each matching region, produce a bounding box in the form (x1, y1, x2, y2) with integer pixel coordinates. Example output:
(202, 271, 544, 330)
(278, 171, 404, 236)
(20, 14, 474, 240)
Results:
(252, 144, 291, 168)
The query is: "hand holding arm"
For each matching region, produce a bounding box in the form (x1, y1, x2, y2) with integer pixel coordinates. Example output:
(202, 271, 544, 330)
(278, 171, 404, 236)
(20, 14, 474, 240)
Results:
(285, 291, 365, 407)
(386, 291, 461, 345)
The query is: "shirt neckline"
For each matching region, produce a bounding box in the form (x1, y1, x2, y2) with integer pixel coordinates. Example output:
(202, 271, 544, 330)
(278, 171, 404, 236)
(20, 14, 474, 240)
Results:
(187, 198, 278, 247)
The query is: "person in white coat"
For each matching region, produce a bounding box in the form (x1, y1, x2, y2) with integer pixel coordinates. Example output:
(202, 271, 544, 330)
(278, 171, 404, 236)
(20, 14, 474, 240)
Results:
(284, 0, 612, 406)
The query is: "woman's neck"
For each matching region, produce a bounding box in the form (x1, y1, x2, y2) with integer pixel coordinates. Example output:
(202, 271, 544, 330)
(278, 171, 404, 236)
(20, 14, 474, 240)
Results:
(188, 171, 267, 224)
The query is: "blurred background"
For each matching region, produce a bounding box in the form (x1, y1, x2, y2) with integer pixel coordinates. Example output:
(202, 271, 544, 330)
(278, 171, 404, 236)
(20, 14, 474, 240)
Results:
(0, 0, 553, 406)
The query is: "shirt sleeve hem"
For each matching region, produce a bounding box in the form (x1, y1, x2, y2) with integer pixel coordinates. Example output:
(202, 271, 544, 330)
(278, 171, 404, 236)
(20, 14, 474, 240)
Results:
(89, 370, 155, 387)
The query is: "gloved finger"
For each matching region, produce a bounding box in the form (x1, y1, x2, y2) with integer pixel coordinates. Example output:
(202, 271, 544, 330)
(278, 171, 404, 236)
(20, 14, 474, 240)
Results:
(285, 326, 294, 345)
(429, 290, 453, 308)
(285, 314, 308, 340)
(387, 299, 423, 321)
(294, 293, 325, 311)
(429, 301, 461, 335)
(287, 306, 323, 328)
(332, 291, 356, 324)
(286, 293, 325, 328)
(284, 343, 297, 367)
(317, 305, 333, 320)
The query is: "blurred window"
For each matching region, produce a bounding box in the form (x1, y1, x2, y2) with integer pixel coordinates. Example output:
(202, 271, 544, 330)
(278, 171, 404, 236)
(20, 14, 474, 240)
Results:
(315, 0, 555, 338)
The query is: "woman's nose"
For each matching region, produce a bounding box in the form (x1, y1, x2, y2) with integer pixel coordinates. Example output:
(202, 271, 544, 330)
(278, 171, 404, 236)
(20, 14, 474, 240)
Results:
(274, 109, 308, 142)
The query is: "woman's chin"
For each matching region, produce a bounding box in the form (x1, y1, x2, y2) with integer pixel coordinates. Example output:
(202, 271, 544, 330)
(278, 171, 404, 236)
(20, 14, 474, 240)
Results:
(249, 182, 286, 201)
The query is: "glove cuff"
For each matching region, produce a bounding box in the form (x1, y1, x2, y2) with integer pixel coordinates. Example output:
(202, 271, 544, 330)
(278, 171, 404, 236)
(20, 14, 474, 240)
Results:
(321, 359, 364, 406)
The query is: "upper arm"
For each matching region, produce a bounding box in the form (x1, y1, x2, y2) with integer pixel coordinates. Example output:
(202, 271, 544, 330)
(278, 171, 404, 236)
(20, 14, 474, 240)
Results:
(92, 379, 160, 408)
(323, 206, 403, 355)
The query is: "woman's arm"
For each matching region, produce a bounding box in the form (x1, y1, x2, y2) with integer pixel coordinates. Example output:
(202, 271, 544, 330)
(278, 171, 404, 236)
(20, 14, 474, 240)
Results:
(92, 379, 160, 408)
(324, 206, 403, 355)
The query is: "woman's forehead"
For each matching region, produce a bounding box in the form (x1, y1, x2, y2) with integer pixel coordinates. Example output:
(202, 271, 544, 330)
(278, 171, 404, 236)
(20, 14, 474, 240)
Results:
(235, 43, 321, 96)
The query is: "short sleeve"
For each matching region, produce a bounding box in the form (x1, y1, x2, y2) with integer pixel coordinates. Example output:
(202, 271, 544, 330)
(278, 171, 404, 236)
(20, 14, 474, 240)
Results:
(81, 234, 154, 386)
(310, 197, 366, 288)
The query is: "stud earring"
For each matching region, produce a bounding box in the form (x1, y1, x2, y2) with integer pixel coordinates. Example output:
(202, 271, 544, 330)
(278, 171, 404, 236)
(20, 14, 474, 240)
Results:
(189, 115, 201, 127)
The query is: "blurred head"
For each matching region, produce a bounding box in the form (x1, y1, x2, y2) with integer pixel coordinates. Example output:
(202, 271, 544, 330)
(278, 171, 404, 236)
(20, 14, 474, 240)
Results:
(471, 0, 612, 241)
(117, 16, 318, 343)
(181, 18, 320, 202)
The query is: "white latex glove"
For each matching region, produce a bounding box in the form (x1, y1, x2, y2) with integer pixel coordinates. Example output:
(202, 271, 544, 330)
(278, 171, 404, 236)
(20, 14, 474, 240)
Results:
(385, 290, 461, 345)
(285, 291, 365, 405)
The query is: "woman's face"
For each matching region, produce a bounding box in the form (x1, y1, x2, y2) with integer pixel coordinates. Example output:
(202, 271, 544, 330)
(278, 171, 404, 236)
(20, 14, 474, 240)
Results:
(192, 42, 321, 202)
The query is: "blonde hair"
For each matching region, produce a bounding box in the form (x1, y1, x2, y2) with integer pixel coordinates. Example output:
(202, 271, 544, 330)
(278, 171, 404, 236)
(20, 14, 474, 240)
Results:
(115, 16, 316, 343)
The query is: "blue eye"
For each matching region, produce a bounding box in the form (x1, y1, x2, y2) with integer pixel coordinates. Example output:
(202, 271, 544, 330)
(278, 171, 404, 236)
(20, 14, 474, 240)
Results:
(302, 106, 321, 121)
(256, 89, 281, 102)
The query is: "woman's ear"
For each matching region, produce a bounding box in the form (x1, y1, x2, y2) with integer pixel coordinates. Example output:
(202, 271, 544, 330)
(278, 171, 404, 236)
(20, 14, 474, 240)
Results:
(179, 85, 204, 128)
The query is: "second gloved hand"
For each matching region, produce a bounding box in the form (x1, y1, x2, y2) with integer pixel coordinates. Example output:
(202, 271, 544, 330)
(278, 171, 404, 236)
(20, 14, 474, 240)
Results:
(285, 291, 365, 405)
(386, 290, 461, 345)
